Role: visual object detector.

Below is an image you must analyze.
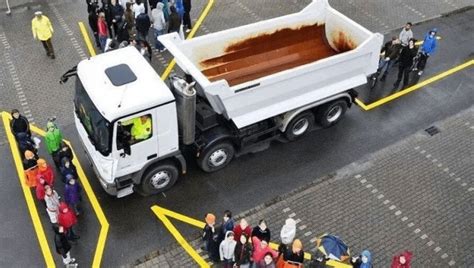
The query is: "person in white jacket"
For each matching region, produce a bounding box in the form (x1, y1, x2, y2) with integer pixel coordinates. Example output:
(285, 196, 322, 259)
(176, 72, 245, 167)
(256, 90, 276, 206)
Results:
(151, 2, 167, 51)
(219, 231, 237, 268)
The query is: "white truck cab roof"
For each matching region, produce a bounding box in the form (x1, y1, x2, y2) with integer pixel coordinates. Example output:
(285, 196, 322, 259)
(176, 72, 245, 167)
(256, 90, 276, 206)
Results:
(77, 46, 174, 122)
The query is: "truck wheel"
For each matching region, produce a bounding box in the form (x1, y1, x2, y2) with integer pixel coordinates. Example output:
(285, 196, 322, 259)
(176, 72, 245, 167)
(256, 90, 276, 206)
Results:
(140, 162, 179, 195)
(316, 100, 348, 128)
(285, 112, 315, 141)
(198, 142, 235, 173)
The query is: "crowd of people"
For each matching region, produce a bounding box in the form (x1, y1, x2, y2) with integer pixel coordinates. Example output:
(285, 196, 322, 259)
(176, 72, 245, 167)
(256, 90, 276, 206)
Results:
(374, 22, 438, 90)
(10, 110, 82, 267)
(202, 211, 413, 268)
(86, 0, 192, 57)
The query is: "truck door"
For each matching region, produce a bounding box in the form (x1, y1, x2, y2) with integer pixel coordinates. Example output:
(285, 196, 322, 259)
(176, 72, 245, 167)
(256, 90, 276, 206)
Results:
(113, 110, 159, 177)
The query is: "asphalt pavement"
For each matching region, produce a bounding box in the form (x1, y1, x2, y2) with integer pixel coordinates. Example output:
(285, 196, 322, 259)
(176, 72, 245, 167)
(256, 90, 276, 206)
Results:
(0, 0, 473, 267)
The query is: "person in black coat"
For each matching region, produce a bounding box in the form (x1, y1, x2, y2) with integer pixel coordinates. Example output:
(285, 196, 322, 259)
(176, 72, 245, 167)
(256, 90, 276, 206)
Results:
(53, 225, 77, 266)
(183, 0, 192, 32)
(168, 6, 181, 33)
(234, 233, 252, 267)
(88, 4, 101, 48)
(202, 213, 220, 262)
(393, 38, 418, 90)
(10, 109, 31, 139)
(135, 12, 151, 41)
(110, 0, 124, 36)
(252, 219, 271, 243)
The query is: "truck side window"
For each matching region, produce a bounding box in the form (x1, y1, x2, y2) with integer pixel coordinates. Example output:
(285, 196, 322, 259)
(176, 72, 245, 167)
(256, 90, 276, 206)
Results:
(117, 114, 153, 149)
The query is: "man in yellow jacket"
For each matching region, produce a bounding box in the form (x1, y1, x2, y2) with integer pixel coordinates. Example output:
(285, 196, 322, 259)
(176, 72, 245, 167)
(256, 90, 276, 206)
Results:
(31, 11, 55, 59)
(123, 115, 152, 142)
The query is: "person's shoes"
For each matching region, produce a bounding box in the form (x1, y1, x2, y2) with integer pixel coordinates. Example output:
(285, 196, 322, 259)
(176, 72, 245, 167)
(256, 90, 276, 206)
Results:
(69, 258, 76, 263)
(380, 74, 386, 81)
(402, 84, 408, 89)
(50, 54, 55, 59)
(412, 67, 418, 71)
(159, 48, 167, 52)
(186, 28, 191, 33)
(418, 70, 423, 75)
(72, 235, 80, 240)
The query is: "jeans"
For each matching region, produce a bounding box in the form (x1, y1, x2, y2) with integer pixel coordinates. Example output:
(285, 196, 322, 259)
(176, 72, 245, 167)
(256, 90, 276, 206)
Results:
(378, 58, 393, 76)
(417, 53, 429, 71)
(99, 35, 108, 52)
(154, 29, 165, 50)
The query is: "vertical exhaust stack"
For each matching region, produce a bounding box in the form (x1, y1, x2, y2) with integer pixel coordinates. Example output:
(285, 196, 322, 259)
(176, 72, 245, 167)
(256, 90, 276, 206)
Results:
(171, 76, 196, 145)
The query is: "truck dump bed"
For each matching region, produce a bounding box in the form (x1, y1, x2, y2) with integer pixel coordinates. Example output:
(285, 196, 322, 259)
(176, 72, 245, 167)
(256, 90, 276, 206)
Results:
(159, 0, 383, 128)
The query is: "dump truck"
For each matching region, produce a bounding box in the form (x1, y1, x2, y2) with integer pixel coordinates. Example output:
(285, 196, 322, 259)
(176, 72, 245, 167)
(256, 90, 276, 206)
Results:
(62, 0, 383, 197)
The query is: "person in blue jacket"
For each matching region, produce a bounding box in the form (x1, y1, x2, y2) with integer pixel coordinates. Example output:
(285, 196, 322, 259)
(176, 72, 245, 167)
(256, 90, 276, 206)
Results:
(416, 28, 438, 75)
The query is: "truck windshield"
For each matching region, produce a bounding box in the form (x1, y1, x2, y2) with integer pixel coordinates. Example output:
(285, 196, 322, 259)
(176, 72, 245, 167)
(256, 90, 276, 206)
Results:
(74, 79, 112, 156)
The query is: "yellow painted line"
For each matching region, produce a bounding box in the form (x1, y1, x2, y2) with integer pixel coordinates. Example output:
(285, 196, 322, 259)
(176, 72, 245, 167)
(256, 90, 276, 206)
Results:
(151, 206, 210, 267)
(1, 112, 56, 268)
(160, 0, 215, 80)
(151, 205, 351, 267)
(78, 21, 97, 57)
(28, 122, 109, 268)
(356, 59, 474, 111)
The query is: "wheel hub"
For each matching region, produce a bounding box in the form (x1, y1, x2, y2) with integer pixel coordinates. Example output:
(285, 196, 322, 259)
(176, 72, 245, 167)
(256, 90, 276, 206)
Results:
(150, 171, 171, 189)
(292, 118, 309, 136)
(209, 149, 228, 167)
(327, 106, 342, 123)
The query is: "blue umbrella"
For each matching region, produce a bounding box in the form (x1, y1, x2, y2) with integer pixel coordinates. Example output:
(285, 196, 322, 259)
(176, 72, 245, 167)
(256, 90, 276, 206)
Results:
(316, 234, 350, 262)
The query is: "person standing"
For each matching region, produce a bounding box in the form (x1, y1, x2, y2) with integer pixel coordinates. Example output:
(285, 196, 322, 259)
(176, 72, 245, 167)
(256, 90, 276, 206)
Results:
(23, 150, 38, 187)
(44, 185, 61, 224)
(350, 250, 373, 268)
(124, 2, 135, 39)
(135, 12, 151, 42)
(133, 0, 146, 18)
(151, 2, 167, 51)
(252, 219, 271, 243)
(377, 37, 401, 81)
(60, 159, 78, 183)
(202, 213, 220, 262)
(399, 22, 413, 47)
(57, 142, 74, 163)
(252, 236, 277, 265)
(53, 225, 78, 266)
(233, 218, 252, 243)
(167, 6, 181, 33)
(36, 159, 55, 186)
(97, 12, 109, 52)
(110, 0, 124, 37)
(183, 0, 192, 33)
(219, 231, 237, 268)
(31, 11, 55, 59)
(393, 38, 417, 90)
(35, 176, 49, 207)
(149, 0, 159, 9)
(219, 210, 235, 243)
(65, 177, 82, 215)
(58, 202, 80, 240)
(282, 239, 304, 267)
(10, 109, 31, 139)
(234, 233, 252, 268)
(88, 3, 101, 48)
(44, 120, 63, 168)
(416, 28, 438, 75)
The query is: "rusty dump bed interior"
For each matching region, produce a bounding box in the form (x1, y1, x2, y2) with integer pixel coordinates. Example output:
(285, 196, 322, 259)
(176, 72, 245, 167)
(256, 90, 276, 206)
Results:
(199, 24, 354, 87)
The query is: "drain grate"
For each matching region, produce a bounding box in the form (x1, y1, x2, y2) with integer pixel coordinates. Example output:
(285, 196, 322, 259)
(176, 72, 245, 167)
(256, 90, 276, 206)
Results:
(425, 126, 440, 136)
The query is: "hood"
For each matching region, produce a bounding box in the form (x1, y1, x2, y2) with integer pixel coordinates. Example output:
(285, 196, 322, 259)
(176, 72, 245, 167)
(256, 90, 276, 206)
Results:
(46, 121, 56, 131)
(37, 158, 47, 170)
(280, 218, 296, 244)
(226, 231, 235, 239)
(360, 250, 372, 268)
(61, 157, 70, 166)
(398, 251, 413, 264)
(157, 2, 164, 9)
(59, 202, 69, 213)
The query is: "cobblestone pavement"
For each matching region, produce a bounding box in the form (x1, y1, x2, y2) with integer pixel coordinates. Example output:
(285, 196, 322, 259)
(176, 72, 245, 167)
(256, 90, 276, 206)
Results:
(139, 105, 474, 267)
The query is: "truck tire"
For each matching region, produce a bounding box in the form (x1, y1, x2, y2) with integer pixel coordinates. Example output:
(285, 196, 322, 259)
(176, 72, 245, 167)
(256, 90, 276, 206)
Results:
(140, 162, 179, 195)
(316, 100, 348, 128)
(198, 141, 235, 173)
(284, 112, 315, 141)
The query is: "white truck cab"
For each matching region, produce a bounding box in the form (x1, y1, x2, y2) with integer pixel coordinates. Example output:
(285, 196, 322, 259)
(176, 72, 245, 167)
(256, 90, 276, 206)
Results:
(73, 47, 184, 197)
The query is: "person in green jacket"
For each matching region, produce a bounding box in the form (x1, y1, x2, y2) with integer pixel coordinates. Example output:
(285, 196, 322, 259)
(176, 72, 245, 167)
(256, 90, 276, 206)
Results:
(45, 120, 63, 167)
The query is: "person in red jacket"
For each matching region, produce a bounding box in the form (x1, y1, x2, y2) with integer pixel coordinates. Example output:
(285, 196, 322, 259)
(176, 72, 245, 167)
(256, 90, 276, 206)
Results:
(37, 158, 54, 186)
(391, 251, 412, 268)
(97, 12, 109, 52)
(233, 218, 252, 242)
(35, 175, 49, 207)
(58, 202, 79, 241)
(252, 236, 277, 264)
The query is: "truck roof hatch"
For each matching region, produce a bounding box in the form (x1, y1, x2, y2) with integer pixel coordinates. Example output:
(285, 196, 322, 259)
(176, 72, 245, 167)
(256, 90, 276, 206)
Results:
(105, 64, 137, 87)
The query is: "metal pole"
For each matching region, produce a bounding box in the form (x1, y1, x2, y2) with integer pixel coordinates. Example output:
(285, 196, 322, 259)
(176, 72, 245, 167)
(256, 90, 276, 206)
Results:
(5, 0, 11, 15)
